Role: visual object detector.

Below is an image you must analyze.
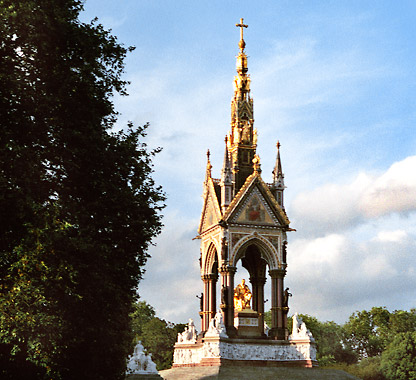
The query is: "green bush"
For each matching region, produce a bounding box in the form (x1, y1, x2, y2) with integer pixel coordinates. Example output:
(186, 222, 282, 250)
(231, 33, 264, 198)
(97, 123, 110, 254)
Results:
(381, 332, 416, 380)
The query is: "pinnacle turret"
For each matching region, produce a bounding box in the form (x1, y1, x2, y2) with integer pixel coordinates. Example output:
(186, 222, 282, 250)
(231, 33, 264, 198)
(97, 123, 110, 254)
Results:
(271, 141, 285, 207)
(220, 137, 233, 212)
(204, 149, 212, 180)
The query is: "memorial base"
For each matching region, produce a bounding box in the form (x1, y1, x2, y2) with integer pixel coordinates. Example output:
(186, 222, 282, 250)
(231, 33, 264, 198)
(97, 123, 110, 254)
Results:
(173, 336, 317, 368)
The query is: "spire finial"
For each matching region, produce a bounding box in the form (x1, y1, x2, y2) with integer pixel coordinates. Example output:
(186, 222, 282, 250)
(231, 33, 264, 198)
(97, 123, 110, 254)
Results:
(205, 149, 212, 178)
(272, 142, 284, 188)
(236, 18, 248, 51)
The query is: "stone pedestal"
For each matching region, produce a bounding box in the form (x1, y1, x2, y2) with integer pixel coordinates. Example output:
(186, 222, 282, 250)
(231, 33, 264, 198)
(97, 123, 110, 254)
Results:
(173, 337, 317, 368)
(234, 309, 262, 338)
(173, 312, 317, 368)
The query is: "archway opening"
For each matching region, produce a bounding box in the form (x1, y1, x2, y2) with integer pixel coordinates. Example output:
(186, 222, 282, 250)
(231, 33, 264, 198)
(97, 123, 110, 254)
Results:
(232, 243, 269, 334)
(202, 245, 219, 333)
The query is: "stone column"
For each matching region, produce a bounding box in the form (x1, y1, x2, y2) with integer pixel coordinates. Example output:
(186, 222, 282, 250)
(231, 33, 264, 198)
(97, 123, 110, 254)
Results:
(219, 265, 236, 337)
(250, 276, 266, 335)
(269, 269, 286, 340)
(202, 275, 210, 332)
(208, 274, 217, 322)
(202, 274, 218, 332)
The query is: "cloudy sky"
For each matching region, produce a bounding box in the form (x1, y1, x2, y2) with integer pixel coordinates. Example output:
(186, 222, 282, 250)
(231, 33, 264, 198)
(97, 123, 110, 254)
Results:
(81, 1, 416, 325)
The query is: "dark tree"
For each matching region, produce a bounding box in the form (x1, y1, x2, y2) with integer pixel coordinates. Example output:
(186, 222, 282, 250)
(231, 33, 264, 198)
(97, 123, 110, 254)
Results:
(0, 1, 164, 379)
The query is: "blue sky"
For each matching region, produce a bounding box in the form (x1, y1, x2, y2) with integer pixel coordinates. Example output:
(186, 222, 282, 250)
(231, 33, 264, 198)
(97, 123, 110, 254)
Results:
(80, 1, 416, 325)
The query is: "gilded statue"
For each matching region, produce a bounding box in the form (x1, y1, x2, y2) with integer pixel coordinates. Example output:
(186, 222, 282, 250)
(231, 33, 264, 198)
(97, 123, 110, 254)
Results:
(234, 279, 252, 311)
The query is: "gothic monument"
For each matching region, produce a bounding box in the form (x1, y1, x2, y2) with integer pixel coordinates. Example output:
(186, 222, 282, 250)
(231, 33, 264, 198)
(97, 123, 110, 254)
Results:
(173, 19, 317, 368)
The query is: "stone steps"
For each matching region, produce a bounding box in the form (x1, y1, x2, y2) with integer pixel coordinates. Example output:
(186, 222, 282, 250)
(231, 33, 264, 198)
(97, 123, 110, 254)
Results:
(159, 366, 360, 380)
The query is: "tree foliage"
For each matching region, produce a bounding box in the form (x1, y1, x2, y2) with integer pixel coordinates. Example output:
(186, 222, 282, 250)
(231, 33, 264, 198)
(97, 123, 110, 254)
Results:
(327, 308, 416, 380)
(381, 332, 416, 380)
(0, 1, 164, 379)
(297, 314, 357, 366)
(130, 301, 186, 370)
(131, 300, 156, 339)
(344, 307, 416, 360)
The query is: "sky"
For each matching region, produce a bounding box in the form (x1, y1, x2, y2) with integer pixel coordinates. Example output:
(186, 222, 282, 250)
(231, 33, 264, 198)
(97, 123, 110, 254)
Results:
(80, 1, 416, 326)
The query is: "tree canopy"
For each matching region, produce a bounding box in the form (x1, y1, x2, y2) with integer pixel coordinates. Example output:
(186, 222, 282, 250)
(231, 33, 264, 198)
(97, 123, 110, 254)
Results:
(381, 332, 416, 380)
(130, 300, 186, 370)
(0, 1, 164, 379)
(344, 307, 416, 360)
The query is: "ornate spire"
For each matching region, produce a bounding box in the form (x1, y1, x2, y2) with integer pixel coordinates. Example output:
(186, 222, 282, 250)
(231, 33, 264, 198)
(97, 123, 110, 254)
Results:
(221, 137, 232, 180)
(227, 19, 256, 193)
(272, 141, 285, 207)
(272, 141, 283, 183)
(205, 149, 212, 180)
(220, 137, 233, 212)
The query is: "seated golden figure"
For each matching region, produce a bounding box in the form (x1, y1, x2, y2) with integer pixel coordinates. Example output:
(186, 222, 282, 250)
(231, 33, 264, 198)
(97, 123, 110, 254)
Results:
(234, 279, 252, 311)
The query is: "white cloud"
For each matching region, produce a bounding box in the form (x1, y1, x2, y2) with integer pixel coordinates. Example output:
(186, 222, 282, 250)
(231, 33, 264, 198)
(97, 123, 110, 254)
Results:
(282, 156, 416, 322)
(291, 156, 416, 236)
(361, 156, 416, 217)
(138, 211, 202, 323)
(286, 226, 416, 323)
(374, 229, 408, 242)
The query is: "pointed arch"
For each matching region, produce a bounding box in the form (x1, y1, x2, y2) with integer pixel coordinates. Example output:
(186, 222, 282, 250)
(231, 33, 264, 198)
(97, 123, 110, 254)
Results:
(231, 233, 279, 270)
(203, 241, 219, 276)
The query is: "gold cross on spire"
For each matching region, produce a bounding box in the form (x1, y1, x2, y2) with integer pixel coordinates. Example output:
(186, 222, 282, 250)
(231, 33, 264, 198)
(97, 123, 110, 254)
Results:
(236, 18, 248, 51)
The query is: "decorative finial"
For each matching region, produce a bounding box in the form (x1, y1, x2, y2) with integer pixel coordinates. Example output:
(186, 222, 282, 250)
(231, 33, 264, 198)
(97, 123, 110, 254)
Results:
(206, 149, 212, 177)
(236, 18, 248, 51)
(252, 154, 261, 173)
(277, 141, 281, 149)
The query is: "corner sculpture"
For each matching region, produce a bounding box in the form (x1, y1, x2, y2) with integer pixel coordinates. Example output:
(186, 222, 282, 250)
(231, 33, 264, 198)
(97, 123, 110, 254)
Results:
(176, 319, 197, 344)
(126, 342, 161, 378)
(173, 18, 317, 369)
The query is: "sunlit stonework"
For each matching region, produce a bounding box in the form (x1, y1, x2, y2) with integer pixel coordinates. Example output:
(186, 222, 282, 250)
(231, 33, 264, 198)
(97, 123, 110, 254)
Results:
(173, 18, 316, 368)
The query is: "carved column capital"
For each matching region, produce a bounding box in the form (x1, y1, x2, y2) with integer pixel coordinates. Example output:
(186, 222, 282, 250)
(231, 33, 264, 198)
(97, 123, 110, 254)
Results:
(219, 265, 237, 275)
(269, 268, 286, 278)
(202, 274, 218, 281)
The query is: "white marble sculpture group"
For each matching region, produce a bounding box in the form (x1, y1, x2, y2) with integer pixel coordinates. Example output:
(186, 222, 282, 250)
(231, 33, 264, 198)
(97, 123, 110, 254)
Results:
(126, 341, 158, 375)
(177, 318, 198, 343)
(205, 311, 228, 338)
(290, 312, 315, 342)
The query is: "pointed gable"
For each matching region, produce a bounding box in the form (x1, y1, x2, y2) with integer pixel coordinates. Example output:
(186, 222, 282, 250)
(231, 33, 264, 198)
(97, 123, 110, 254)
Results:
(235, 190, 275, 224)
(223, 172, 290, 228)
(198, 177, 222, 234)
